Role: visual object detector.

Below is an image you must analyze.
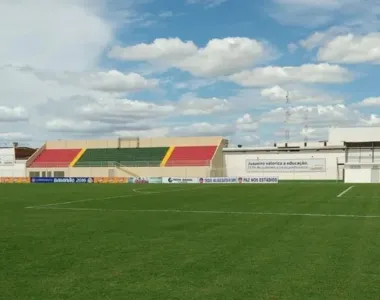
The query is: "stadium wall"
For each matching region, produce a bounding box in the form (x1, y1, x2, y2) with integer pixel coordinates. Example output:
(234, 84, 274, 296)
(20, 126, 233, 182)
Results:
(26, 166, 211, 178)
(0, 160, 26, 177)
(224, 149, 345, 180)
(45, 136, 222, 149)
(208, 139, 227, 177)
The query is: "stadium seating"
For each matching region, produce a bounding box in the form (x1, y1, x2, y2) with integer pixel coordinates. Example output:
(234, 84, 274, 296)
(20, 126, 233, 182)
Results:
(163, 146, 217, 166)
(30, 149, 81, 167)
(74, 147, 169, 167)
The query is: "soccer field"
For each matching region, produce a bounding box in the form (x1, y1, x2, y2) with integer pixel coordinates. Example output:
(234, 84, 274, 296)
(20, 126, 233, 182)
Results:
(1, 183, 380, 300)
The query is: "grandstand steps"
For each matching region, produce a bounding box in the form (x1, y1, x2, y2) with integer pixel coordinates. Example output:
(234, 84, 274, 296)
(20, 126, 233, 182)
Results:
(114, 162, 140, 177)
(26, 144, 46, 167)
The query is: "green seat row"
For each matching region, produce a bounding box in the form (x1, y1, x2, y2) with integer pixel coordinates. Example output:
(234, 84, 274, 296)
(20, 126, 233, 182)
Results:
(74, 147, 169, 167)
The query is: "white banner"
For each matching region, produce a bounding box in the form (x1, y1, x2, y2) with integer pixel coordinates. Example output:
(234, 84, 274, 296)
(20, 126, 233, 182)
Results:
(246, 158, 326, 172)
(239, 176, 279, 183)
(199, 177, 278, 184)
(201, 177, 237, 183)
(162, 177, 199, 184)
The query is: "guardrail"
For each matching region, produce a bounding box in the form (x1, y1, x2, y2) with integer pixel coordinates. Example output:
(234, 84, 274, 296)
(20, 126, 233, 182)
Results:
(29, 160, 212, 168)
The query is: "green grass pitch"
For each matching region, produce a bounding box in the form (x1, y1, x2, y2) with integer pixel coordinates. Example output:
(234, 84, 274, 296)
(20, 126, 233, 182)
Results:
(1, 183, 380, 300)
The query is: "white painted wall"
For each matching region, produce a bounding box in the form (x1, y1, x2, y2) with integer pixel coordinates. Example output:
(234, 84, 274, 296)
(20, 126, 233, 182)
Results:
(0, 148, 15, 166)
(329, 127, 380, 143)
(224, 151, 345, 180)
(344, 163, 380, 183)
(345, 168, 372, 183)
(0, 160, 26, 177)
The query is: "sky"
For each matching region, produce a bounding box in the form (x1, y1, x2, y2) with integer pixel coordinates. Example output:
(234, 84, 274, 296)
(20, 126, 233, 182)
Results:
(1, 0, 380, 147)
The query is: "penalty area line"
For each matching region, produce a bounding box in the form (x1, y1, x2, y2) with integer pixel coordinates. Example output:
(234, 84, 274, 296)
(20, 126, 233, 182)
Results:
(26, 207, 380, 218)
(337, 185, 354, 198)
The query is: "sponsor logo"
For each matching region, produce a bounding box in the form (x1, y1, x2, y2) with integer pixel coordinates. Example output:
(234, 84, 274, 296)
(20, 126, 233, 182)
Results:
(53, 178, 75, 183)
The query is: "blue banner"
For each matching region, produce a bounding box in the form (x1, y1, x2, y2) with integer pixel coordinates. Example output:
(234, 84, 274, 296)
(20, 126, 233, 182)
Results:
(31, 177, 94, 183)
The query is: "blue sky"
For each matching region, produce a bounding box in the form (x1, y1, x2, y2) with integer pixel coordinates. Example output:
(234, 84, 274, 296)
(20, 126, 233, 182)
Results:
(1, 0, 380, 147)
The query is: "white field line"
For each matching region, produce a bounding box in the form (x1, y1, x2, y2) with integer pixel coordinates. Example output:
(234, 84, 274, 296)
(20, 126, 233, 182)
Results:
(340, 195, 380, 199)
(337, 185, 354, 198)
(25, 185, 214, 209)
(27, 206, 380, 218)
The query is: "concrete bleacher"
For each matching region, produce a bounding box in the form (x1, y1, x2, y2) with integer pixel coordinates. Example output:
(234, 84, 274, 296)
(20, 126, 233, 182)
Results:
(74, 147, 169, 167)
(30, 149, 81, 168)
(163, 146, 217, 167)
(25, 136, 226, 178)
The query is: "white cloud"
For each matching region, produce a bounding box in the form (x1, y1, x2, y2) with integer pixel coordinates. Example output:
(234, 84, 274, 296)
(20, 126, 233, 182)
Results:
(186, 0, 228, 7)
(0, 132, 31, 142)
(271, 0, 380, 29)
(77, 98, 175, 123)
(177, 38, 268, 77)
(287, 43, 298, 53)
(261, 104, 362, 126)
(109, 38, 197, 63)
(299, 26, 350, 50)
(236, 114, 258, 131)
(83, 70, 158, 92)
(114, 127, 170, 138)
(178, 93, 230, 115)
(172, 122, 235, 136)
(228, 63, 352, 87)
(20, 67, 158, 93)
(109, 37, 269, 76)
(317, 33, 380, 64)
(353, 97, 380, 107)
(361, 114, 380, 126)
(260, 85, 344, 104)
(0, 106, 28, 122)
(0, 0, 113, 71)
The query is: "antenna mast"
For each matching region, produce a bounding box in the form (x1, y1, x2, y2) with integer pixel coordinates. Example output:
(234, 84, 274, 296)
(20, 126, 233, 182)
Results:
(304, 108, 309, 143)
(284, 91, 291, 143)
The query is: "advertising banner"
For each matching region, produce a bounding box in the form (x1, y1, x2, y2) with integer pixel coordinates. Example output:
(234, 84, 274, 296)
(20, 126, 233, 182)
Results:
(238, 176, 279, 184)
(200, 177, 237, 184)
(0, 177, 30, 183)
(128, 177, 162, 184)
(162, 177, 199, 184)
(94, 177, 127, 183)
(246, 158, 326, 172)
(30, 177, 94, 183)
(198, 177, 279, 184)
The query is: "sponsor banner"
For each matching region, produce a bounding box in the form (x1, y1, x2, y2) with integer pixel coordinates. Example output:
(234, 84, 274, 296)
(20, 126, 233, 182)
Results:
(0, 177, 30, 183)
(94, 177, 127, 183)
(198, 177, 279, 184)
(238, 176, 279, 184)
(246, 158, 326, 172)
(128, 177, 162, 184)
(162, 177, 199, 184)
(200, 177, 237, 184)
(30, 177, 94, 183)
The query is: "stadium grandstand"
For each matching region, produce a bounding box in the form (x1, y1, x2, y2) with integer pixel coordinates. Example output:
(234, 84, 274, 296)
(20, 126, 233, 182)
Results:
(1, 127, 380, 183)
(26, 136, 227, 178)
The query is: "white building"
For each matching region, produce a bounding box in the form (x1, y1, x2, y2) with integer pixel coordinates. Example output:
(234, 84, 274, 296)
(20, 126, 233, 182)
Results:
(0, 147, 27, 177)
(223, 127, 380, 183)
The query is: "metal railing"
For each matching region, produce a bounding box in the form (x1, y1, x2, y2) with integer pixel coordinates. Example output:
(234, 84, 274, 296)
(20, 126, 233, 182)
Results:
(29, 160, 212, 168)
